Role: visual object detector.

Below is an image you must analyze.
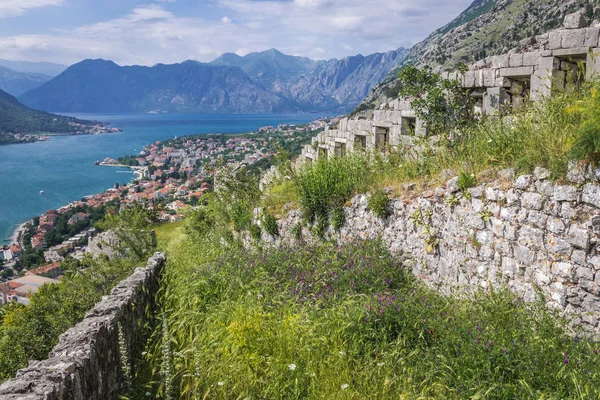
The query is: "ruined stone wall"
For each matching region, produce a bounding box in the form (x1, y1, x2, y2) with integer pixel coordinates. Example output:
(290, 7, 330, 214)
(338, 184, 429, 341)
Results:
(0, 252, 166, 400)
(264, 166, 600, 335)
(302, 10, 600, 163)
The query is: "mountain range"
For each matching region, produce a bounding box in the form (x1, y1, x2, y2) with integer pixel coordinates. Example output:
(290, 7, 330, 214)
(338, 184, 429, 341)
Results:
(18, 48, 408, 114)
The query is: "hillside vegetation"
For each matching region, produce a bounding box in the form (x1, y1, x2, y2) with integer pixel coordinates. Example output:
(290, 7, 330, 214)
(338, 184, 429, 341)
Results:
(0, 88, 97, 138)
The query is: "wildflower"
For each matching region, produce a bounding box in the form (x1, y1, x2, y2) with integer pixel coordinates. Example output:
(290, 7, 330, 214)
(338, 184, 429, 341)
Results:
(341, 384, 349, 390)
(487, 341, 493, 347)
(377, 362, 385, 367)
(288, 363, 297, 371)
(339, 351, 346, 356)
(145, 392, 152, 397)
(310, 372, 316, 377)
(503, 348, 507, 354)
(217, 381, 225, 386)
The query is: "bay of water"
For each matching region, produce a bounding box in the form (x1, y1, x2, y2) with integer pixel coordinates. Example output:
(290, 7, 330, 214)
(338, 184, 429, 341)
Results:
(0, 113, 321, 242)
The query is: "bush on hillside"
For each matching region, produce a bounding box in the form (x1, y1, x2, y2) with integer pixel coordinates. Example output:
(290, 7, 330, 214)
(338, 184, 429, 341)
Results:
(295, 153, 370, 225)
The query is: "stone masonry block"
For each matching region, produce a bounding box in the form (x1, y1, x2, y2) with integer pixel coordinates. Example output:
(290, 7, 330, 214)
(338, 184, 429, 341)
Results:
(523, 51, 541, 66)
(500, 66, 534, 78)
(509, 53, 524, 67)
(483, 69, 496, 87)
(585, 26, 600, 47)
(562, 29, 586, 48)
(587, 48, 600, 79)
(549, 30, 563, 50)
(563, 11, 588, 29)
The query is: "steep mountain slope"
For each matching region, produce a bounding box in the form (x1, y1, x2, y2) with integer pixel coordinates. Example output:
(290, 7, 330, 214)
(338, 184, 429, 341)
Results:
(0, 66, 51, 97)
(288, 49, 408, 112)
(0, 59, 67, 77)
(19, 59, 294, 114)
(210, 49, 316, 92)
(354, 0, 593, 115)
(210, 48, 408, 113)
(0, 88, 96, 136)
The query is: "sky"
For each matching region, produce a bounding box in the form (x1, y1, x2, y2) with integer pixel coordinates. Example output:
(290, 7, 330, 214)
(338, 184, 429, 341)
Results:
(0, 0, 474, 66)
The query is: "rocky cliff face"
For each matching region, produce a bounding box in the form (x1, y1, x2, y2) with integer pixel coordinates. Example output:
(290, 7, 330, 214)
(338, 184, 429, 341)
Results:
(286, 49, 409, 113)
(355, 0, 596, 115)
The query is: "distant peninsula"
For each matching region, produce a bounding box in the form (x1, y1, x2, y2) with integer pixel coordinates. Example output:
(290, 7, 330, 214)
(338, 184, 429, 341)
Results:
(0, 87, 120, 145)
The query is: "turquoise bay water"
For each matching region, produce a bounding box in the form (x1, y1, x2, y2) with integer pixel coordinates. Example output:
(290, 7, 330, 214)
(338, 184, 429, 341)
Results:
(0, 113, 320, 242)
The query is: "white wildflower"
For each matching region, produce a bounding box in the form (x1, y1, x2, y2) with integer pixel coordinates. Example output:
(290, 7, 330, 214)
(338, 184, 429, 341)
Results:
(310, 372, 316, 377)
(377, 362, 385, 367)
(341, 383, 349, 390)
(145, 392, 152, 397)
(217, 381, 224, 386)
(338, 351, 346, 356)
(288, 363, 297, 371)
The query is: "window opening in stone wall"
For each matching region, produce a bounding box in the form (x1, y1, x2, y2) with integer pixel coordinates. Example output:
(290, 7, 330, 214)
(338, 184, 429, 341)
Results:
(354, 134, 367, 150)
(401, 117, 417, 136)
(334, 142, 346, 158)
(375, 127, 389, 151)
(318, 147, 328, 160)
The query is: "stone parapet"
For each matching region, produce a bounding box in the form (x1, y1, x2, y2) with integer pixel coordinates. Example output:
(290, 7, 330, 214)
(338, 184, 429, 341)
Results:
(0, 252, 166, 400)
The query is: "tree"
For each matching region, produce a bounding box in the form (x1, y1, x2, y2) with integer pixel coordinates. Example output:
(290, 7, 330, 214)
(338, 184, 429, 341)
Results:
(397, 64, 475, 138)
(96, 203, 158, 263)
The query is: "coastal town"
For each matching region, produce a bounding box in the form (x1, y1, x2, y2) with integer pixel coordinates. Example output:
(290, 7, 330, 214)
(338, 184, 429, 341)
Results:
(0, 117, 333, 305)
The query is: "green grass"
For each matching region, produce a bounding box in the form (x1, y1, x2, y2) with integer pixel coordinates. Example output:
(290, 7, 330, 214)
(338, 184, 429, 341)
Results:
(264, 81, 596, 215)
(145, 230, 600, 399)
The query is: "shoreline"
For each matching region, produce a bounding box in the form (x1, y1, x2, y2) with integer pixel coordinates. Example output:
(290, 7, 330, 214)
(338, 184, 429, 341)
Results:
(3, 221, 31, 246)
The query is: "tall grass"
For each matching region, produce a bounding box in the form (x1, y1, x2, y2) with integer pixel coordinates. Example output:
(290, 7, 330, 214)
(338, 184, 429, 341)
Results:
(295, 153, 371, 222)
(147, 234, 600, 399)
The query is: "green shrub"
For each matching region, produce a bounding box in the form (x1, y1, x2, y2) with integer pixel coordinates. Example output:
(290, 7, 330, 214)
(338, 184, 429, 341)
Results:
(290, 222, 303, 241)
(312, 213, 329, 239)
(457, 172, 476, 191)
(331, 207, 346, 231)
(261, 212, 279, 238)
(368, 189, 390, 218)
(295, 154, 370, 223)
(248, 224, 262, 242)
(571, 85, 600, 164)
(229, 200, 252, 232)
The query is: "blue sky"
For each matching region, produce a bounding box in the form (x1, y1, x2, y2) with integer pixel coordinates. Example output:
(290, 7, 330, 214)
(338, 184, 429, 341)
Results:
(0, 0, 474, 66)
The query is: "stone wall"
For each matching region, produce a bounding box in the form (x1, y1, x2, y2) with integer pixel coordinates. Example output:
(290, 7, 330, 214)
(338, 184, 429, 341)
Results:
(0, 252, 166, 400)
(265, 166, 600, 335)
(302, 10, 600, 164)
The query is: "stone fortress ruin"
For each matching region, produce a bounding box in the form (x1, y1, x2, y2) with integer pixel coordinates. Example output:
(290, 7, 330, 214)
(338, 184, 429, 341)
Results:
(302, 10, 600, 162)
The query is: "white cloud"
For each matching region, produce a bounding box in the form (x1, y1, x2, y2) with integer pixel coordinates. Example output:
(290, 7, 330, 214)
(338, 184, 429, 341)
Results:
(0, 0, 474, 65)
(0, 0, 64, 18)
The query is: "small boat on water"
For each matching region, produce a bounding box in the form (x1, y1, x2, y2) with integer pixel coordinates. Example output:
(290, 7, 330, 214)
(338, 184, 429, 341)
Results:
(39, 190, 45, 195)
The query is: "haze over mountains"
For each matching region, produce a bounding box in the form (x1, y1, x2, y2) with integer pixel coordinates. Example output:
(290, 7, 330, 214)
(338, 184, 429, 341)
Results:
(18, 48, 408, 114)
